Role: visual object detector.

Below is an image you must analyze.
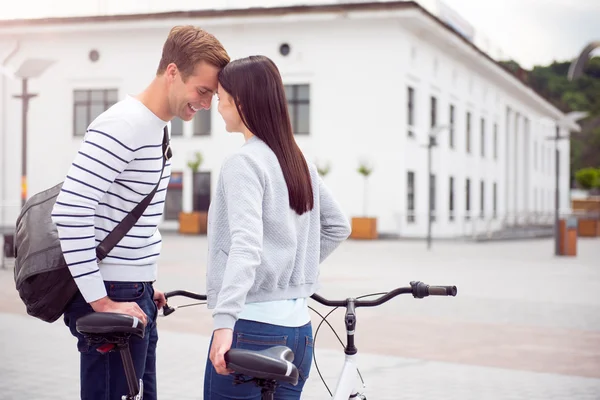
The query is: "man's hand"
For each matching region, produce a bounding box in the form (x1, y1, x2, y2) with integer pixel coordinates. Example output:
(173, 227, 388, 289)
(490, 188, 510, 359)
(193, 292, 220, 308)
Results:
(90, 296, 148, 326)
(209, 328, 234, 375)
(153, 290, 167, 310)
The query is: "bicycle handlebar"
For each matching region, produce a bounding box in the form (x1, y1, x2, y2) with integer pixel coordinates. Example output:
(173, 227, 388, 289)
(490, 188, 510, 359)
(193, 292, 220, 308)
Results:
(310, 281, 456, 307)
(162, 281, 456, 316)
(164, 290, 207, 301)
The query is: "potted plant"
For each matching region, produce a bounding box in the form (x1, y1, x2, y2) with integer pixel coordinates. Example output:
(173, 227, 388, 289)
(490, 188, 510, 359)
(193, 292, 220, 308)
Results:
(350, 161, 377, 240)
(316, 160, 331, 177)
(178, 152, 210, 235)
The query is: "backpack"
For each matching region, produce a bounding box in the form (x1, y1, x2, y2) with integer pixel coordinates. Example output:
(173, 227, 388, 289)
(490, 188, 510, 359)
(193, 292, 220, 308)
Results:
(13, 127, 170, 323)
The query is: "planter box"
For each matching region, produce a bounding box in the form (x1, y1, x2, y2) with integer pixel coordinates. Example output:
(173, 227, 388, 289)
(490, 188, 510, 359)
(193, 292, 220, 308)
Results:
(350, 217, 378, 240)
(578, 218, 600, 237)
(178, 211, 208, 235)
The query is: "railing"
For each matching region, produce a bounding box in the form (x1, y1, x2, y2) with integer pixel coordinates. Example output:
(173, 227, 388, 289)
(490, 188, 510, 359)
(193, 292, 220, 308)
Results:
(394, 210, 557, 240)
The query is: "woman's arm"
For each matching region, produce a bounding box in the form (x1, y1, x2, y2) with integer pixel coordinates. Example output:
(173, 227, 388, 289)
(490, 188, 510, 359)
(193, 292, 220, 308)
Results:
(212, 154, 265, 331)
(318, 176, 351, 262)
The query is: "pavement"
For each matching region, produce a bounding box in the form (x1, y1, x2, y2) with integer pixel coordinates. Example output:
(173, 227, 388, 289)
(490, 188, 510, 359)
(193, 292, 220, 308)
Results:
(1, 234, 600, 399)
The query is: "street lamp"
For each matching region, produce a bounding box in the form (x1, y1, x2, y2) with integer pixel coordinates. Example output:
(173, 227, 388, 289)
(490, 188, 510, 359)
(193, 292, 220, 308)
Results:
(424, 125, 447, 250)
(546, 111, 588, 256)
(567, 41, 599, 81)
(10, 58, 55, 208)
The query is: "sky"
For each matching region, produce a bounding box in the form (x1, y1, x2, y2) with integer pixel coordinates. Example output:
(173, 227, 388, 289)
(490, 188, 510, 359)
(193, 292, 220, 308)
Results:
(0, 0, 598, 69)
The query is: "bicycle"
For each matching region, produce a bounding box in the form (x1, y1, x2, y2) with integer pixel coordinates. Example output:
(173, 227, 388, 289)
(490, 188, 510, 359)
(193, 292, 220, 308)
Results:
(75, 280, 457, 400)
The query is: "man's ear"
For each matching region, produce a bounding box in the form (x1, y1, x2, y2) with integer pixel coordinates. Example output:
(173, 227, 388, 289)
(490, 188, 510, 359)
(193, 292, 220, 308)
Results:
(165, 63, 178, 82)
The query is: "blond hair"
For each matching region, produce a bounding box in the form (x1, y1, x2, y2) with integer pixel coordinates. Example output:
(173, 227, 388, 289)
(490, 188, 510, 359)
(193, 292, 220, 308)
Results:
(157, 25, 230, 80)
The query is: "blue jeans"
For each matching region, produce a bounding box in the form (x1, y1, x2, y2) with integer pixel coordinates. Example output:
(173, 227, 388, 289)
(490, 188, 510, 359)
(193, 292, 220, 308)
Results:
(63, 281, 159, 400)
(204, 319, 313, 400)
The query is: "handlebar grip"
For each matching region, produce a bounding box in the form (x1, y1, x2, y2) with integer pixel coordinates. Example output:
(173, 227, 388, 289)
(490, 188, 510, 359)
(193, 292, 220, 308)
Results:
(410, 281, 457, 298)
(428, 285, 457, 296)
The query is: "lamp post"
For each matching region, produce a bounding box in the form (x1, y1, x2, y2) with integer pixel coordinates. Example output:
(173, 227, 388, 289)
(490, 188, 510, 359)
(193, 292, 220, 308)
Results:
(567, 41, 599, 81)
(10, 58, 55, 208)
(424, 125, 447, 250)
(546, 111, 588, 256)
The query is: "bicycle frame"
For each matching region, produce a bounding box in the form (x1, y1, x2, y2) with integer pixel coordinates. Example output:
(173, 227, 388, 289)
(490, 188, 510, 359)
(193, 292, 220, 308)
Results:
(332, 354, 360, 399)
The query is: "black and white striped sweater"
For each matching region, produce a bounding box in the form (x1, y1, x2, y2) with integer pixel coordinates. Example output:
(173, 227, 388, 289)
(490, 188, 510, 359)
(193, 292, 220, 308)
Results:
(51, 96, 172, 303)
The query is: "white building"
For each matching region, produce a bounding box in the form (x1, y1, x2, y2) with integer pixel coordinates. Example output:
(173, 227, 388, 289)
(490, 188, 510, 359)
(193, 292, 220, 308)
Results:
(0, 1, 579, 239)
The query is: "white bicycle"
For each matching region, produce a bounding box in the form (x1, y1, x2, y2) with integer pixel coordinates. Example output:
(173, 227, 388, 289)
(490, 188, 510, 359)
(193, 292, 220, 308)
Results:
(75, 280, 457, 399)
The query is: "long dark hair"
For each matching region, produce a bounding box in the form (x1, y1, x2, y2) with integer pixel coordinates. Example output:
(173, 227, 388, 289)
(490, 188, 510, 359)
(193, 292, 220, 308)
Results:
(218, 55, 314, 215)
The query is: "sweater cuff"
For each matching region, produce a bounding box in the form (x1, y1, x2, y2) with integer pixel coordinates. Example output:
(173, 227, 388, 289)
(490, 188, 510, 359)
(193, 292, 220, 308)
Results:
(213, 313, 237, 331)
(74, 272, 108, 303)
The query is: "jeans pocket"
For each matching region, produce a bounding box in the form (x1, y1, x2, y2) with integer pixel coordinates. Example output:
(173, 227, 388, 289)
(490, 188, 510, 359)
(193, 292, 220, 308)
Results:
(235, 332, 288, 350)
(107, 281, 146, 301)
(297, 335, 314, 381)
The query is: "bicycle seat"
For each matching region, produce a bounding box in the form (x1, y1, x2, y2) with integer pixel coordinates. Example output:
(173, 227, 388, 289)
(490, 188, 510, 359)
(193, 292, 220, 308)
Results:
(76, 312, 145, 339)
(225, 346, 299, 386)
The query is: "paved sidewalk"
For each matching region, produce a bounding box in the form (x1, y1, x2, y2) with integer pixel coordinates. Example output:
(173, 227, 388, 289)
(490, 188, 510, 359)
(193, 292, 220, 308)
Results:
(2, 236, 600, 399)
(2, 313, 600, 400)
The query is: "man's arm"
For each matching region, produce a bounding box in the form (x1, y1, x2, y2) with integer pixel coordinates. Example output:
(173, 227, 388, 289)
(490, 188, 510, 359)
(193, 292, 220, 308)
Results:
(51, 118, 137, 304)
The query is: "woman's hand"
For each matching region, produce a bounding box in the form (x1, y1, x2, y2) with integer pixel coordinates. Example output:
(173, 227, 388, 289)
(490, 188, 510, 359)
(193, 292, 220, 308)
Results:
(209, 328, 234, 375)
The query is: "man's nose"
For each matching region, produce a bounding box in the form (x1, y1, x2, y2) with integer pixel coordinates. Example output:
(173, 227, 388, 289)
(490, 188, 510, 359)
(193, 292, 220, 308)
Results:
(200, 98, 212, 110)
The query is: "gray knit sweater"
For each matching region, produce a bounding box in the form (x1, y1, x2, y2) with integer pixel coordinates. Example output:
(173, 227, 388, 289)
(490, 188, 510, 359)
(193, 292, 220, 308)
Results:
(206, 136, 351, 330)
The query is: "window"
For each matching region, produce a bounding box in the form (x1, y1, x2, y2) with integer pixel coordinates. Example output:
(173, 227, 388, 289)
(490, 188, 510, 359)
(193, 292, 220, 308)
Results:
(407, 171, 415, 223)
(284, 84, 310, 135)
(480, 180, 485, 219)
(449, 176, 455, 221)
(171, 118, 183, 137)
(541, 145, 545, 173)
(429, 173, 436, 222)
(449, 104, 455, 149)
(430, 96, 437, 128)
(493, 182, 497, 218)
(193, 109, 211, 136)
(493, 123, 498, 160)
(465, 178, 471, 219)
(73, 89, 118, 135)
(466, 111, 471, 153)
(407, 86, 415, 137)
(164, 171, 183, 220)
(480, 117, 485, 157)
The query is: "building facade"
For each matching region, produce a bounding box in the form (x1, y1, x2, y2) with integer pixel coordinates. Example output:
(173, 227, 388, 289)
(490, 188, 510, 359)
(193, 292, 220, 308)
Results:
(0, 2, 577, 238)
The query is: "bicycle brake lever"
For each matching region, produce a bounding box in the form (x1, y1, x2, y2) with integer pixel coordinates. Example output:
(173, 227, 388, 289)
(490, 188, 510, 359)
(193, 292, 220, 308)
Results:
(162, 303, 176, 317)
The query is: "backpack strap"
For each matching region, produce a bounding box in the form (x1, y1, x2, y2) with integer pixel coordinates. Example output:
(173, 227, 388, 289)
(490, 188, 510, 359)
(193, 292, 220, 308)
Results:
(95, 126, 171, 261)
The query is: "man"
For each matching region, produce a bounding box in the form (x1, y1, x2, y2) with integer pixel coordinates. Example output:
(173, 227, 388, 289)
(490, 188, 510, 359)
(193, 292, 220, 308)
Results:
(51, 25, 229, 399)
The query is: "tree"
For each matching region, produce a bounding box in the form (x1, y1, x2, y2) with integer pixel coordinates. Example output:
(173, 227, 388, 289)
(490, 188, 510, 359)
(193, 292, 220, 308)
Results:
(187, 152, 203, 173)
(574, 167, 600, 190)
(500, 57, 600, 184)
(357, 161, 373, 217)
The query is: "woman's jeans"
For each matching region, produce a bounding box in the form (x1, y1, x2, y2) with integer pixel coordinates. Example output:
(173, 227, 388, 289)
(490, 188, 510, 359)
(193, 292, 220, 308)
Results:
(204, 319, 313, 399)
(63, 281, 159, 400)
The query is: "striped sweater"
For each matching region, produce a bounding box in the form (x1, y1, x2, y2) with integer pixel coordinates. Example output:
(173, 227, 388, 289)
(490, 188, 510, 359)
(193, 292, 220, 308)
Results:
(51, 96, 171, 303)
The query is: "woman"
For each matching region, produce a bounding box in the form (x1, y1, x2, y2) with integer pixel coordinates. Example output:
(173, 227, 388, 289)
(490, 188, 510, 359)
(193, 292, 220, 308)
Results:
(204, 55, 351, 399)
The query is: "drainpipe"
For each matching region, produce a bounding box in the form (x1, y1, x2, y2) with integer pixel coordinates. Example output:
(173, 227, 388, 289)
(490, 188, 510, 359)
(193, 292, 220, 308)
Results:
(1, 41, 20, 227)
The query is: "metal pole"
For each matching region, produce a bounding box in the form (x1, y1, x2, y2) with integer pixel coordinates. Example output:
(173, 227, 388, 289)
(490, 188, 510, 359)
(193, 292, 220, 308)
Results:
(13, 78, 37, 209)
(21, 78, 27, 209)
(427, 136, 432, 250)
(554, 124, 560, 256)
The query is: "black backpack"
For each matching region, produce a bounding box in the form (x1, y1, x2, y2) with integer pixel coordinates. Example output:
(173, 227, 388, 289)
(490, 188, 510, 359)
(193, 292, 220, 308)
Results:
(13, 127, 170, 323)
